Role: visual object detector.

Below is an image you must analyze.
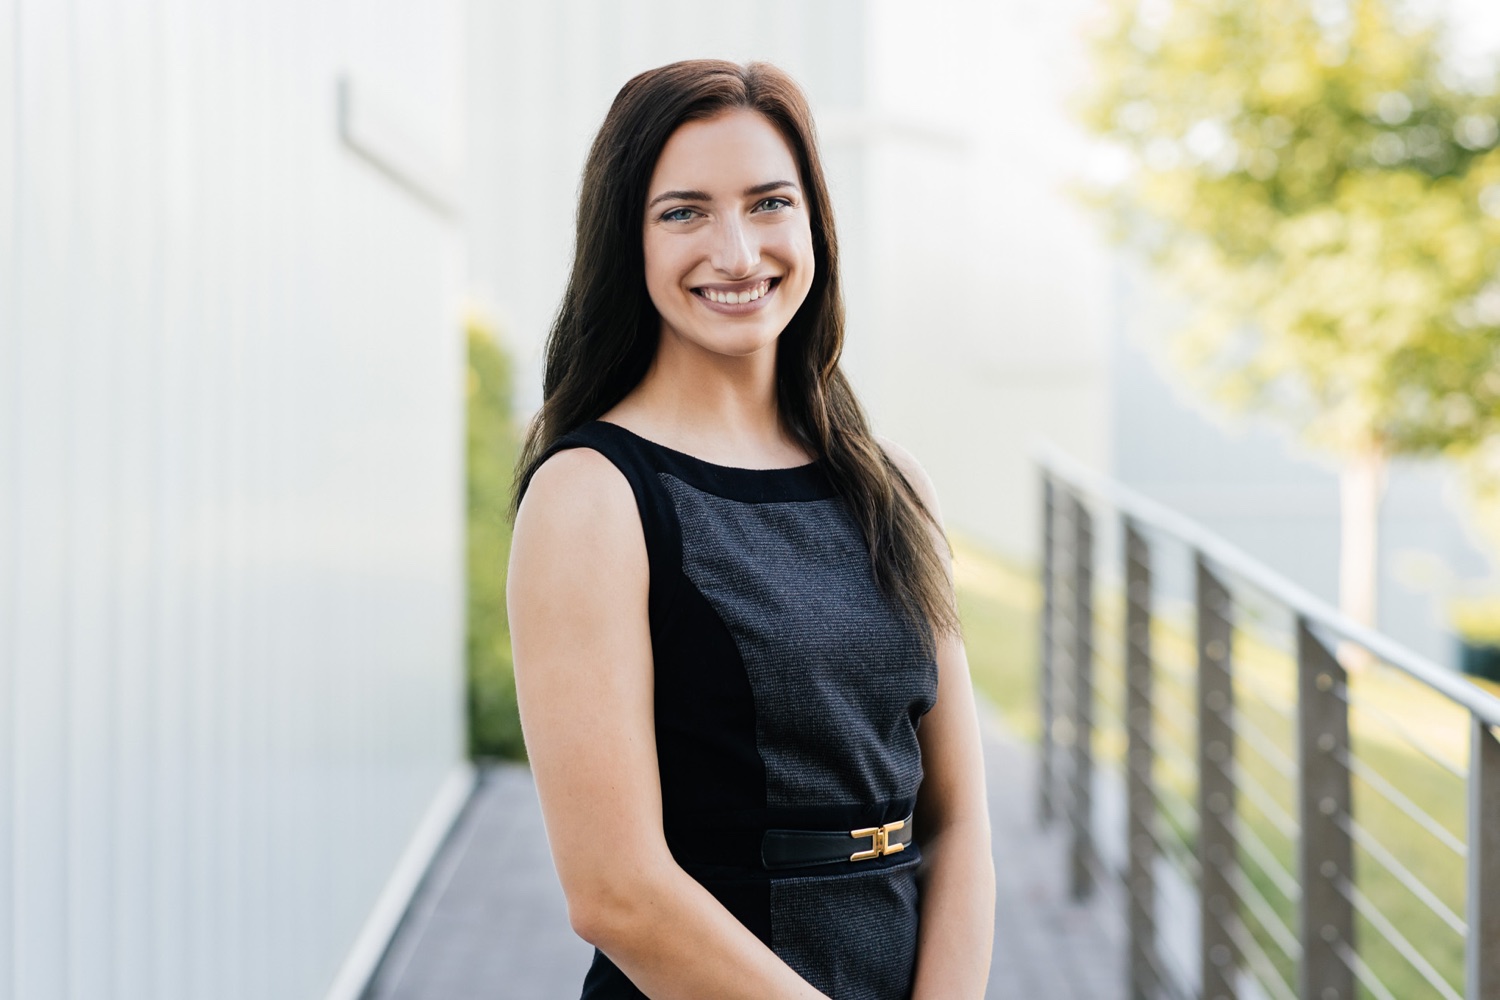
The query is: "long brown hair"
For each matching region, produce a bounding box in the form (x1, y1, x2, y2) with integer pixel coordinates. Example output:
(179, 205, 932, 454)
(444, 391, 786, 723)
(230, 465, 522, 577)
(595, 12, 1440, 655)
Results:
(515, 59, 956, 637)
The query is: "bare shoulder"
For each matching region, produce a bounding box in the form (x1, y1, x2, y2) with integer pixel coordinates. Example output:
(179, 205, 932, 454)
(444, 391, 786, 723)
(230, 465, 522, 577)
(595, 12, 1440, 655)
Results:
(510, 447, 645, 584)
(876, 435, 943, 522)
(516, 447, 637, 530)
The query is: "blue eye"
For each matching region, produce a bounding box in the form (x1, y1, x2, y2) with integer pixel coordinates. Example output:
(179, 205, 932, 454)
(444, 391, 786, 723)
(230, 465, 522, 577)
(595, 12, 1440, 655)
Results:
(755, 197, 793, 212)
(661, 206, 698, 223)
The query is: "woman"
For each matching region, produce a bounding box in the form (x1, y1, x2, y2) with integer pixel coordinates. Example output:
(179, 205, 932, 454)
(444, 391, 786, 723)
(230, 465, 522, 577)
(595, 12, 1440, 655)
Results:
(508, 60, 995, 999)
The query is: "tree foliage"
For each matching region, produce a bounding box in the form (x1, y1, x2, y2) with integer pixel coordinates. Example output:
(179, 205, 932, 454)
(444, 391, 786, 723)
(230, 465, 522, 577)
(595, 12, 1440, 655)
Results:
(467, 320, 525, 760)
(1079, 0, 1500, 459)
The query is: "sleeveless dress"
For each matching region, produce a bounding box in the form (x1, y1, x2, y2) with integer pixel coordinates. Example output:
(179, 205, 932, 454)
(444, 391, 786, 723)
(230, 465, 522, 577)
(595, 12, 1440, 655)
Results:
(532, 420, 938, 1000)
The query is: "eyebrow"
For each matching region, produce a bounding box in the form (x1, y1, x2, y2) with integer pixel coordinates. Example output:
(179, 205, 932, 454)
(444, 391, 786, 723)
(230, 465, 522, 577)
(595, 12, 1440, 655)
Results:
(647, 179, 800, 209)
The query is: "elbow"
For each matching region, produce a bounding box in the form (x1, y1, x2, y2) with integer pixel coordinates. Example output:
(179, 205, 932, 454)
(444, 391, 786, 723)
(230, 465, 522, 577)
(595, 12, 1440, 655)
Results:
(565, 894, 618, 950)
(562, 872, 655, 952)
(565, 900, 607, 949)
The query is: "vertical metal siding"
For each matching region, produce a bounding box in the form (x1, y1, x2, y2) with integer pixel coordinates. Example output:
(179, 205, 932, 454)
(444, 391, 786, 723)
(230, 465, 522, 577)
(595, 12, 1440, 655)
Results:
(69, 3, 122, 996)
(2, 1, 468, 997)
(15, 5, 74, 999)
(0, 0, 16, 996)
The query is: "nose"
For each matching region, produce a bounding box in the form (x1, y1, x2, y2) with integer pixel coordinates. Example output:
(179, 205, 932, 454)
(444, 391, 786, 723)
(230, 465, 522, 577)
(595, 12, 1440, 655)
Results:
(710, 215, 759, 277)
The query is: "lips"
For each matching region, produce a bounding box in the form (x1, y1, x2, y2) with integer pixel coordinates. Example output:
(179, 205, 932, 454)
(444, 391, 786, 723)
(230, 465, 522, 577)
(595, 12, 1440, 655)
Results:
(693, 277, 779, 305)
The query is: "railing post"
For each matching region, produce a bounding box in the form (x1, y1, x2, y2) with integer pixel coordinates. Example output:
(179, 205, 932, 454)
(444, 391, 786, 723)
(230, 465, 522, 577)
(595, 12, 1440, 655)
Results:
(1196, 557, 1237, 1000)
(1296, 619, 1354, 1000)
(1039, 472, 1057, 827)
(1124, 520, 1159, 1000)
(1468, 716, 1499, 1000)
(1069, 492, 1096, 900)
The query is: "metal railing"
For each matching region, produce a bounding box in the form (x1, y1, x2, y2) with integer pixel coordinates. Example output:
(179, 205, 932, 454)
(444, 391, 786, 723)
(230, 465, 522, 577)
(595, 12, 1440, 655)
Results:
(1037, 448, 1500, 1000)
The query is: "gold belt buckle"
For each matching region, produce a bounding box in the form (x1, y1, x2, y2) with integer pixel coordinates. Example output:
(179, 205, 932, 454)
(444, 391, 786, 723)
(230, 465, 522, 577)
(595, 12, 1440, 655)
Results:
(849, 818, 906, 862)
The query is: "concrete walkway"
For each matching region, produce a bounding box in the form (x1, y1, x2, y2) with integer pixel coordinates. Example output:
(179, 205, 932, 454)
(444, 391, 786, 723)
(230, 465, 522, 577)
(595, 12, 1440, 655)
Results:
(363, 716, 1125, 999)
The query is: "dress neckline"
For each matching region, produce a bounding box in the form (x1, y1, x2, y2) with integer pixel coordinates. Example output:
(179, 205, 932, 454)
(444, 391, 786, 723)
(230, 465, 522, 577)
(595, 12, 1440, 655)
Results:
(594, 420, 822, 475)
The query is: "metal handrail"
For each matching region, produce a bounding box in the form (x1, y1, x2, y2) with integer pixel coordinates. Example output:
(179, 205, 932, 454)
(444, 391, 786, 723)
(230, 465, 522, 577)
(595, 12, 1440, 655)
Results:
(1036, 449, 1500, 1000)
(1036, 443, 1500, 727)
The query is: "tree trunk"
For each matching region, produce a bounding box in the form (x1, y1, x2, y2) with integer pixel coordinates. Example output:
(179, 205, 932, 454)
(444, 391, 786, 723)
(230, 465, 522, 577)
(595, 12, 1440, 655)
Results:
(1338, 444, 1388, 671)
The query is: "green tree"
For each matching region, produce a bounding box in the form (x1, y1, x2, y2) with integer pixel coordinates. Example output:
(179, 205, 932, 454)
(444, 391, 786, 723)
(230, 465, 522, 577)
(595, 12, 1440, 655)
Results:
(1079, 0, 1500, 635)
(467, 319, 525, 760)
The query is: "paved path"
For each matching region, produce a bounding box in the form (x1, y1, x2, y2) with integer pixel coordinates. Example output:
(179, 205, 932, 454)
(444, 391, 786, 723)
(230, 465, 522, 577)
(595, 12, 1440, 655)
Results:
(363, 714, 1125, 999)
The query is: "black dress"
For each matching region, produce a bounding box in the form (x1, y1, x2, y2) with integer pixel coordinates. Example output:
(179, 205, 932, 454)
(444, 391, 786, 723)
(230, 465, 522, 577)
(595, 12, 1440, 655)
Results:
(530, 421, 938, 1000)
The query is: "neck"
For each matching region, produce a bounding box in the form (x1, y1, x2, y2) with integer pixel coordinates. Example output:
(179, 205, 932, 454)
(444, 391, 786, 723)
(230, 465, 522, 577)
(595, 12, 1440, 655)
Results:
(606, 335, 810, 466)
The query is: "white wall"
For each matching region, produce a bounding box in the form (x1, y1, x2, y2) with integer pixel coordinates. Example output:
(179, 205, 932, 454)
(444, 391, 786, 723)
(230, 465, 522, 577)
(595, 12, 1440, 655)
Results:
(857, 0, 1115, 557)
(0, 2, 468, 998)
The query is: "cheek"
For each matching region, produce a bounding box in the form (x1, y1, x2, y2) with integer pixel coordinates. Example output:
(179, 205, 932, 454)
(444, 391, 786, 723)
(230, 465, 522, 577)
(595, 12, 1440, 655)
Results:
(786, 227, 816, 289)
(792, 220, 815, 265)
(764, 223, 815, 271)
(642, 237, 681, 298)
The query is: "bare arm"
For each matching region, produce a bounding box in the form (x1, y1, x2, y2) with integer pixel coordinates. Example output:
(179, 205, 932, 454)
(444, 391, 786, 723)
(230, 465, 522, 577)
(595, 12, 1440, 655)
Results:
(508, 449, 829, 1000)
(882, 440, 996, 999)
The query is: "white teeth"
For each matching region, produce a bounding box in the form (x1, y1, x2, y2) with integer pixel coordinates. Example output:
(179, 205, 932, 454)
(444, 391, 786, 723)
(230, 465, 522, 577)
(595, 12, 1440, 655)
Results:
(701, 279, 771, 305)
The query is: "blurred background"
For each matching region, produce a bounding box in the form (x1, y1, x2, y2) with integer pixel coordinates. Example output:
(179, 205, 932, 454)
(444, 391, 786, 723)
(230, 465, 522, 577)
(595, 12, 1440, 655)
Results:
(4, 0, 1500, 998)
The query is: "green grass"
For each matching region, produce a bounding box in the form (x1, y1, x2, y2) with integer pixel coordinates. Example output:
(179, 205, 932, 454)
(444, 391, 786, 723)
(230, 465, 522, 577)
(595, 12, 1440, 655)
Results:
(949, 532, 1483, 1000)
(952, 533, 1041, 738)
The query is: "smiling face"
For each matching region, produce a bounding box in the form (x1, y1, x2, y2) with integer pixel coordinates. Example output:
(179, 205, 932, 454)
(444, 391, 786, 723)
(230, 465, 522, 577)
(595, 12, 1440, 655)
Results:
(642, 109, 816, 363)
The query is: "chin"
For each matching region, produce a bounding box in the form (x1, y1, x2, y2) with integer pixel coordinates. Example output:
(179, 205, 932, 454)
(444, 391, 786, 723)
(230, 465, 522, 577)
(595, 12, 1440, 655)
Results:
(698, 329, 782, 359)
(657, 315, 785, 360)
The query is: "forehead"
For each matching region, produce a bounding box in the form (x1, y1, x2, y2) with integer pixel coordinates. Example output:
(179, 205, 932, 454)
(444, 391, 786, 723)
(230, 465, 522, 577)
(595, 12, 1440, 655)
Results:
(648, 109, 802, 194)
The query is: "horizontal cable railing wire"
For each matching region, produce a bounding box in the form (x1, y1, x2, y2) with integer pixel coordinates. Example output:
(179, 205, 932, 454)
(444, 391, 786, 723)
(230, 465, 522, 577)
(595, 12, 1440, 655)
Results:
(1221, 709, 1298, 782)
(1217, 759, 1298, 841)
(1337, 876, 1463, 1000)
(1038, 444, 1500, 726)
(1335, 940, 1402, 1000)
(1222, 912, 1299, 1000)
(1233, 819, 1301, 905)
(1336, 813, 1467, 936)
(1229, 864, 1302, 962)
(1124, 753, 1201, 880)
(1036, 444, 1500, 1000)
(1335, 749, 1468, 858)
(1335, 681, 1469, 781)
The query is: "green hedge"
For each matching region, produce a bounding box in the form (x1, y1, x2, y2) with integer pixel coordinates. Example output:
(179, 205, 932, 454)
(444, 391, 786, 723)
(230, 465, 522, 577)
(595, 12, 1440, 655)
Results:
(466, 322, 525, 760)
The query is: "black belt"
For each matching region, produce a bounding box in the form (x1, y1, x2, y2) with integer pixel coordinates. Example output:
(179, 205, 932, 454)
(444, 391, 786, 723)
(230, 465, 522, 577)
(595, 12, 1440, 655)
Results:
(760, 815, 914, 871)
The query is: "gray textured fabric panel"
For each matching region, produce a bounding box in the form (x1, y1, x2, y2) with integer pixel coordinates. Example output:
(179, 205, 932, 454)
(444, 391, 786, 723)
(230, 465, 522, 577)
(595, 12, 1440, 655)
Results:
(661, 473, 936, 807)
(769, 860, 920, 999)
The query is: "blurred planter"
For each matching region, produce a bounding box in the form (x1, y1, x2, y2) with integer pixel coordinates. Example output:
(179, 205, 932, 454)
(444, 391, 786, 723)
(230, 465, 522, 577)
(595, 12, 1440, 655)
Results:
(1452, 595, 1500, 683)
(1459, 640, 1500, 683)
